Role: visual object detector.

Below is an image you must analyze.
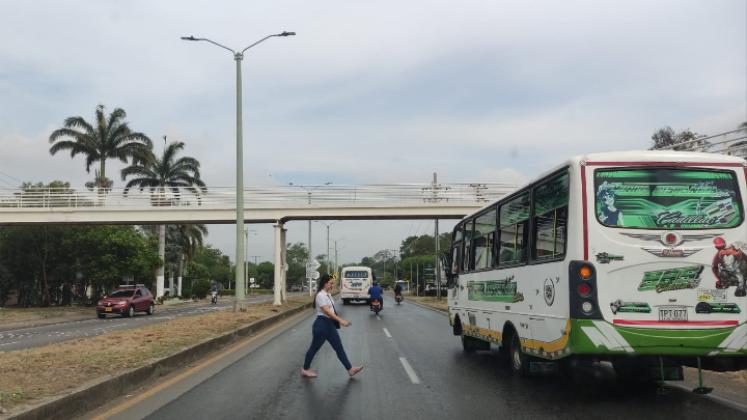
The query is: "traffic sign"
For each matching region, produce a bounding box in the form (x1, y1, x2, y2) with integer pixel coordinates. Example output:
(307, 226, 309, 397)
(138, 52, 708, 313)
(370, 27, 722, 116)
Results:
(250, 278, 255, 284)
(311, 271, 320, 280)
(332, 274, 338, 280)
(305, 260, 321, 270)
(306, 269, 318, 278)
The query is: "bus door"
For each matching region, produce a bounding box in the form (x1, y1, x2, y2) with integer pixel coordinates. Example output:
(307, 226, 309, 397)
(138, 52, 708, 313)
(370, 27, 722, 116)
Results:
(585, 165, 747, 334)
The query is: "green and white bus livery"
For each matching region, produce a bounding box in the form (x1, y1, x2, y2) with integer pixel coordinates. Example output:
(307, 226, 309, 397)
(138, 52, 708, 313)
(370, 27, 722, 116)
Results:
(446, 151, 747, 384)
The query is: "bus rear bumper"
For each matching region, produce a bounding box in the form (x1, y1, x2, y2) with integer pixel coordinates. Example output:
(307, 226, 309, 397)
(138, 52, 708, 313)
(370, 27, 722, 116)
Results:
(569, 319, 747, 360)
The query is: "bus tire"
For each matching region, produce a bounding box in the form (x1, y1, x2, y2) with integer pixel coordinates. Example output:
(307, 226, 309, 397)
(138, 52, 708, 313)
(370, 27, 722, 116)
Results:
(509, 332, 528, 376)
(461, 334, 476, 352)
(612, 359, 650, 383)
(453, 316, 463, 336)
(342, 299, 349, 305)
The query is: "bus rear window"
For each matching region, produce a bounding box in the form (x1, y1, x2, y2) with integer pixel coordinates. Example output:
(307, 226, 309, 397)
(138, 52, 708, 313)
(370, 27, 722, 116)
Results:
(594, 168, 742, 229)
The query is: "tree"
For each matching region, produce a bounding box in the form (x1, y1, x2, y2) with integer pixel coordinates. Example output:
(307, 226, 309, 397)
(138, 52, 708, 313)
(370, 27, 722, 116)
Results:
(122, 140, 207, 297)
(256, 261, 275, 289)
(191, 279, 211, 300)
(286, 243, 310, 284)
(649, 126, 710, 151)
(729, 122, 747, 157)
(49, 104, 153, 182)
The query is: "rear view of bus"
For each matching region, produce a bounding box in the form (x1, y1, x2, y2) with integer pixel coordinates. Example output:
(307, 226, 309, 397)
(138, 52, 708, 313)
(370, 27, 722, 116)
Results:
(578, 153, 747, 379)
(341, 266, 372, 305)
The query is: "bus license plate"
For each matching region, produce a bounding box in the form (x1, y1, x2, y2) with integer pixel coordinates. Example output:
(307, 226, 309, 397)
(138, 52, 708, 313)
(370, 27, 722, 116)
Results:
(659, 307, 687, 321)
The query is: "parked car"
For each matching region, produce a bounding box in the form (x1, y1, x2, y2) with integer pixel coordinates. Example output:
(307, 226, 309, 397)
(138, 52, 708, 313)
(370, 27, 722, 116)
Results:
(96, 285, 154, 319)
(291, 285, 303, 292)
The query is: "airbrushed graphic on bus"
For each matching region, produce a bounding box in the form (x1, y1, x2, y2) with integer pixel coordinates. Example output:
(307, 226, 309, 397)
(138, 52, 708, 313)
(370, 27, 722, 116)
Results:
(447, 152, 747, 381)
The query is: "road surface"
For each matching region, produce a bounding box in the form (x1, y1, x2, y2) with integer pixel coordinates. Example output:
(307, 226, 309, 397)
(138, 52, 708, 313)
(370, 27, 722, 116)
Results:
(79, 295, 746, 420)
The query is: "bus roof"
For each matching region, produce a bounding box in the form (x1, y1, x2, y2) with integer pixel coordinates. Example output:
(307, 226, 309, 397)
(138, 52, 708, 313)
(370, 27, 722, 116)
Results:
(460, 150, 746, 222)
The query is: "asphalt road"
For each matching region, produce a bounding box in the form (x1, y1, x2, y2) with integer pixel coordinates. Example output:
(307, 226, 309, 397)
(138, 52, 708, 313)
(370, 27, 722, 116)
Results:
(81, 295, 746, 420)
(0, 292, 303, 353)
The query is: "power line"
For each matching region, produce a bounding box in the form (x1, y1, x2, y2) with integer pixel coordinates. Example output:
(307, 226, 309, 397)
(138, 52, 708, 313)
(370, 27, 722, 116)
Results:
(406, 220, 415, 238)
(0, 171, 22, 186)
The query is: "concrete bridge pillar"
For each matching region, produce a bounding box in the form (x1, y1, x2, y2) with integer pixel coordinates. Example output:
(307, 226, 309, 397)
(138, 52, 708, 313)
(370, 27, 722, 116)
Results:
(280, 227, 288, 304)
(273, 222, 283, 306)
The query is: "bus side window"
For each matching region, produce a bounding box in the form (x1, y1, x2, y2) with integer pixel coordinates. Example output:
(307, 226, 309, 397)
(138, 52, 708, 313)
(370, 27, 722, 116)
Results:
(497, 193, 530, 266)
(532, 173, 569, 261)
(461, 220, 473, 273)
(450, 244, 460, 276)
(473, 207, 497, 270)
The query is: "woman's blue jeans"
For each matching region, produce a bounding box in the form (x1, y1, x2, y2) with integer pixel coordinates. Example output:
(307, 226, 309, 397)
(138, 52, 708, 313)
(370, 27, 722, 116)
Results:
(303, 316, 352, 370)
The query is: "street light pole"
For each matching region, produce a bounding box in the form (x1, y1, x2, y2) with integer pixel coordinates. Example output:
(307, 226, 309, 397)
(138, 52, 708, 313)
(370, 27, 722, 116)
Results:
(315, 220, 341, 275)
(182, 31, 295, 311)
(289, 183, 331, 296)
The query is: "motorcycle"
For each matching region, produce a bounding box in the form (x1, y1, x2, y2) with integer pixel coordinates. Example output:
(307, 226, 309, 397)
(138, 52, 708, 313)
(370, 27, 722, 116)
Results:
(370, 299, 382, 315)
(211, 292, 218, 305)
(395, 294, 403, 305)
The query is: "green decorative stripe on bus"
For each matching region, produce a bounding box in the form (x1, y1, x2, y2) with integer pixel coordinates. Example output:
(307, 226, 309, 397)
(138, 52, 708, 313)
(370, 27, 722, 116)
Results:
(570, 319, 747, 356)
(467, 276, 524, 303)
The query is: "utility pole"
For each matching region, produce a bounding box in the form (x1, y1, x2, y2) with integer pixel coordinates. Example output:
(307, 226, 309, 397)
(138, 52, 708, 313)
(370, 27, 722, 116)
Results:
(433, 173, 442, 300)
(416, 262, 419, 297)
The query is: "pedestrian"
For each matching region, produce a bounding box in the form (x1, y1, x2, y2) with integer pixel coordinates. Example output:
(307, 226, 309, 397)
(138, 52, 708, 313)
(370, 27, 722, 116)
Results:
(302, 274, 363, 378)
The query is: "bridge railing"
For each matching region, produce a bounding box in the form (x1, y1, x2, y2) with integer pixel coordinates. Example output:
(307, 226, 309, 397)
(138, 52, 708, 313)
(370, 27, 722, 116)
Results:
(654, 128, 747, 158)
(0, 183, 519, 209)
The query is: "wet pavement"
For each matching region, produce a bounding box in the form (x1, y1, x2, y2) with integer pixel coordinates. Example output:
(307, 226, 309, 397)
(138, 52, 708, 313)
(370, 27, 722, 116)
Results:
(83, 295, 747, 420)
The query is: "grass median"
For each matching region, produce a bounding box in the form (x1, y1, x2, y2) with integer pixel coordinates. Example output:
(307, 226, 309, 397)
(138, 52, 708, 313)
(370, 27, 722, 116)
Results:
(405, 294, 448, 310)
(0, 306, 90, 321)
(0, 296, 312, 411)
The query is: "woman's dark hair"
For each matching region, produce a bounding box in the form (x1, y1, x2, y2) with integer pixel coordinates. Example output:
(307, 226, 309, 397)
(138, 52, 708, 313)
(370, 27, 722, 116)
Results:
(312, 274, 334, 308)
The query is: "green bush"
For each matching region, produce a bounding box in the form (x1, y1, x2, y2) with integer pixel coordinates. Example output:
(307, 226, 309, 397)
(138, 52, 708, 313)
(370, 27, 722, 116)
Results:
(220, 289, 236, 296)
(192, 279, 211, 300)
(156, 295, 168, 305)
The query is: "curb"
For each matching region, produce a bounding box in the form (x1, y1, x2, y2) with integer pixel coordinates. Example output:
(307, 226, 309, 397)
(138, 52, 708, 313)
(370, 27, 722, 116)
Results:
(5, 301, 315, 420)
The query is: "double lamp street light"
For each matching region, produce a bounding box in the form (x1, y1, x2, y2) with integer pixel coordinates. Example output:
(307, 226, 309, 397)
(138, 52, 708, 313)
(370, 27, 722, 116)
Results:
(181, 31, 296, 311)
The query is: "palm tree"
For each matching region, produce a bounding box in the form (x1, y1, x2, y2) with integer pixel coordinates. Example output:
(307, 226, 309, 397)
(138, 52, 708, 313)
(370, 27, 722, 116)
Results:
(49, 104, 153, 182)
(85, 170, 114, 206)
(175, 224, 208, 296)
(122, 140, 207, 298)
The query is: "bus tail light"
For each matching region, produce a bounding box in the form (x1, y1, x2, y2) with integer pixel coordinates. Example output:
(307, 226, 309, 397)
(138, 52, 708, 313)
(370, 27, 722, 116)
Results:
(578, 283, 591, 296)
(569, 261, 602, 320)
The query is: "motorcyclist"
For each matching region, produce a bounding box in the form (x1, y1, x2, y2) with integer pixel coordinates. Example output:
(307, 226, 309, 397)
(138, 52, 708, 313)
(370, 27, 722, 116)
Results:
(394, 283, 403, 300)
(211, 286, 218, 303)
(369, 280, 384, 311)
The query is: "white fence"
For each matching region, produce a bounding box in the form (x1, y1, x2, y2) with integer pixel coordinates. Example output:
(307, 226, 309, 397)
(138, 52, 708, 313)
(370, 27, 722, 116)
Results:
(0, 183, 519, 210)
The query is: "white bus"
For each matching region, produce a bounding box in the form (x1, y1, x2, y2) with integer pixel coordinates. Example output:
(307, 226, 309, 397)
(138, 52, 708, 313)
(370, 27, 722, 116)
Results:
(447, 151, 747, 383)
(341, 266, 373, 305)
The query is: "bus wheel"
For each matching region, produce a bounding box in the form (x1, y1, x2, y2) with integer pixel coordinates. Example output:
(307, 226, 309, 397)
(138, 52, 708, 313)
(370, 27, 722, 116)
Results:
(510, 333, 528, 376)
(342, 299, 349, 305)
(461, 334, 476, 352)
(612, 359, 650, 383)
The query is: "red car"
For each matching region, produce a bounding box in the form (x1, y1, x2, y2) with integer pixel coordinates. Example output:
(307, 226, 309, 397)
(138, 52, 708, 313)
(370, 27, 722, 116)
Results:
(96, 285, 155, 318)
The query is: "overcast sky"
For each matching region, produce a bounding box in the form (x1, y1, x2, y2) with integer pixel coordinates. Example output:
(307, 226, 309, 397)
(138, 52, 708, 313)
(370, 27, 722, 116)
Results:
(1, 0, 745, 266)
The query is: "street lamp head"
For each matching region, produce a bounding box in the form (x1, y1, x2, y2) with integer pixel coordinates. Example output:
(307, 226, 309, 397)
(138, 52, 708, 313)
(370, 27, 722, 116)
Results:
(279, 31, 296, 36)
(180, 36, 197, 41)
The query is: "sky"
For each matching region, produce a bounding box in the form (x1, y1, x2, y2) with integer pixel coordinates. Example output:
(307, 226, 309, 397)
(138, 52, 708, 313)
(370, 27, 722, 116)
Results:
(0, 0, 745, 266)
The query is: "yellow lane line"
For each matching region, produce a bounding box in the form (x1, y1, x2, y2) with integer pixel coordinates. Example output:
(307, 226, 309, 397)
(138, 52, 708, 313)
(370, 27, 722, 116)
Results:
(91, 308, 312, 420)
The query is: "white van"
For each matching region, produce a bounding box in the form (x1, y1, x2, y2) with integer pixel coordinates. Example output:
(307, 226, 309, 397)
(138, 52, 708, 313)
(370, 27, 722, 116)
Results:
(341, 266, 373, 305)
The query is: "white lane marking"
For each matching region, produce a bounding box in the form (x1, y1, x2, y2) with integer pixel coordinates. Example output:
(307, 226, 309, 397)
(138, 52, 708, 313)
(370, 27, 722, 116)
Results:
(383, 328, 392, 338)
(399, 357, 420, 384)
(376, 316, 381, 321)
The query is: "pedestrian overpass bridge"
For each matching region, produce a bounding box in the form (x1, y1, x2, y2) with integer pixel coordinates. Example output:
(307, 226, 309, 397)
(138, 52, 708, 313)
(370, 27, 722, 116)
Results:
(0, 183, 517, 226)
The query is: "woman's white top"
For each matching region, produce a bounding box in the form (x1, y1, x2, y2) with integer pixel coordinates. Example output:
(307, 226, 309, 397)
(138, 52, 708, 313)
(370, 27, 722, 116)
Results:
(315, 291, 335, 318)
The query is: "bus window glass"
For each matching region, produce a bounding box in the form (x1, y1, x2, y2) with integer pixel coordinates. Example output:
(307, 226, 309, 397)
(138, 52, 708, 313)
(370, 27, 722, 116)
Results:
(453, 225, 463, 243)
(450, 244, 460, 275)
(498, 193, 529, 266)
(473, 208, 497, 270)
(533, 174, 569, 260)
(595, 169, 743, 229)
(461, 220, 474, 272)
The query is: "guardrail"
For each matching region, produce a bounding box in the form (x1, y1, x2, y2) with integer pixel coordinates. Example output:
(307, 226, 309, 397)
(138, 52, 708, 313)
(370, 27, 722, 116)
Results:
(0, 183, 519, 209)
